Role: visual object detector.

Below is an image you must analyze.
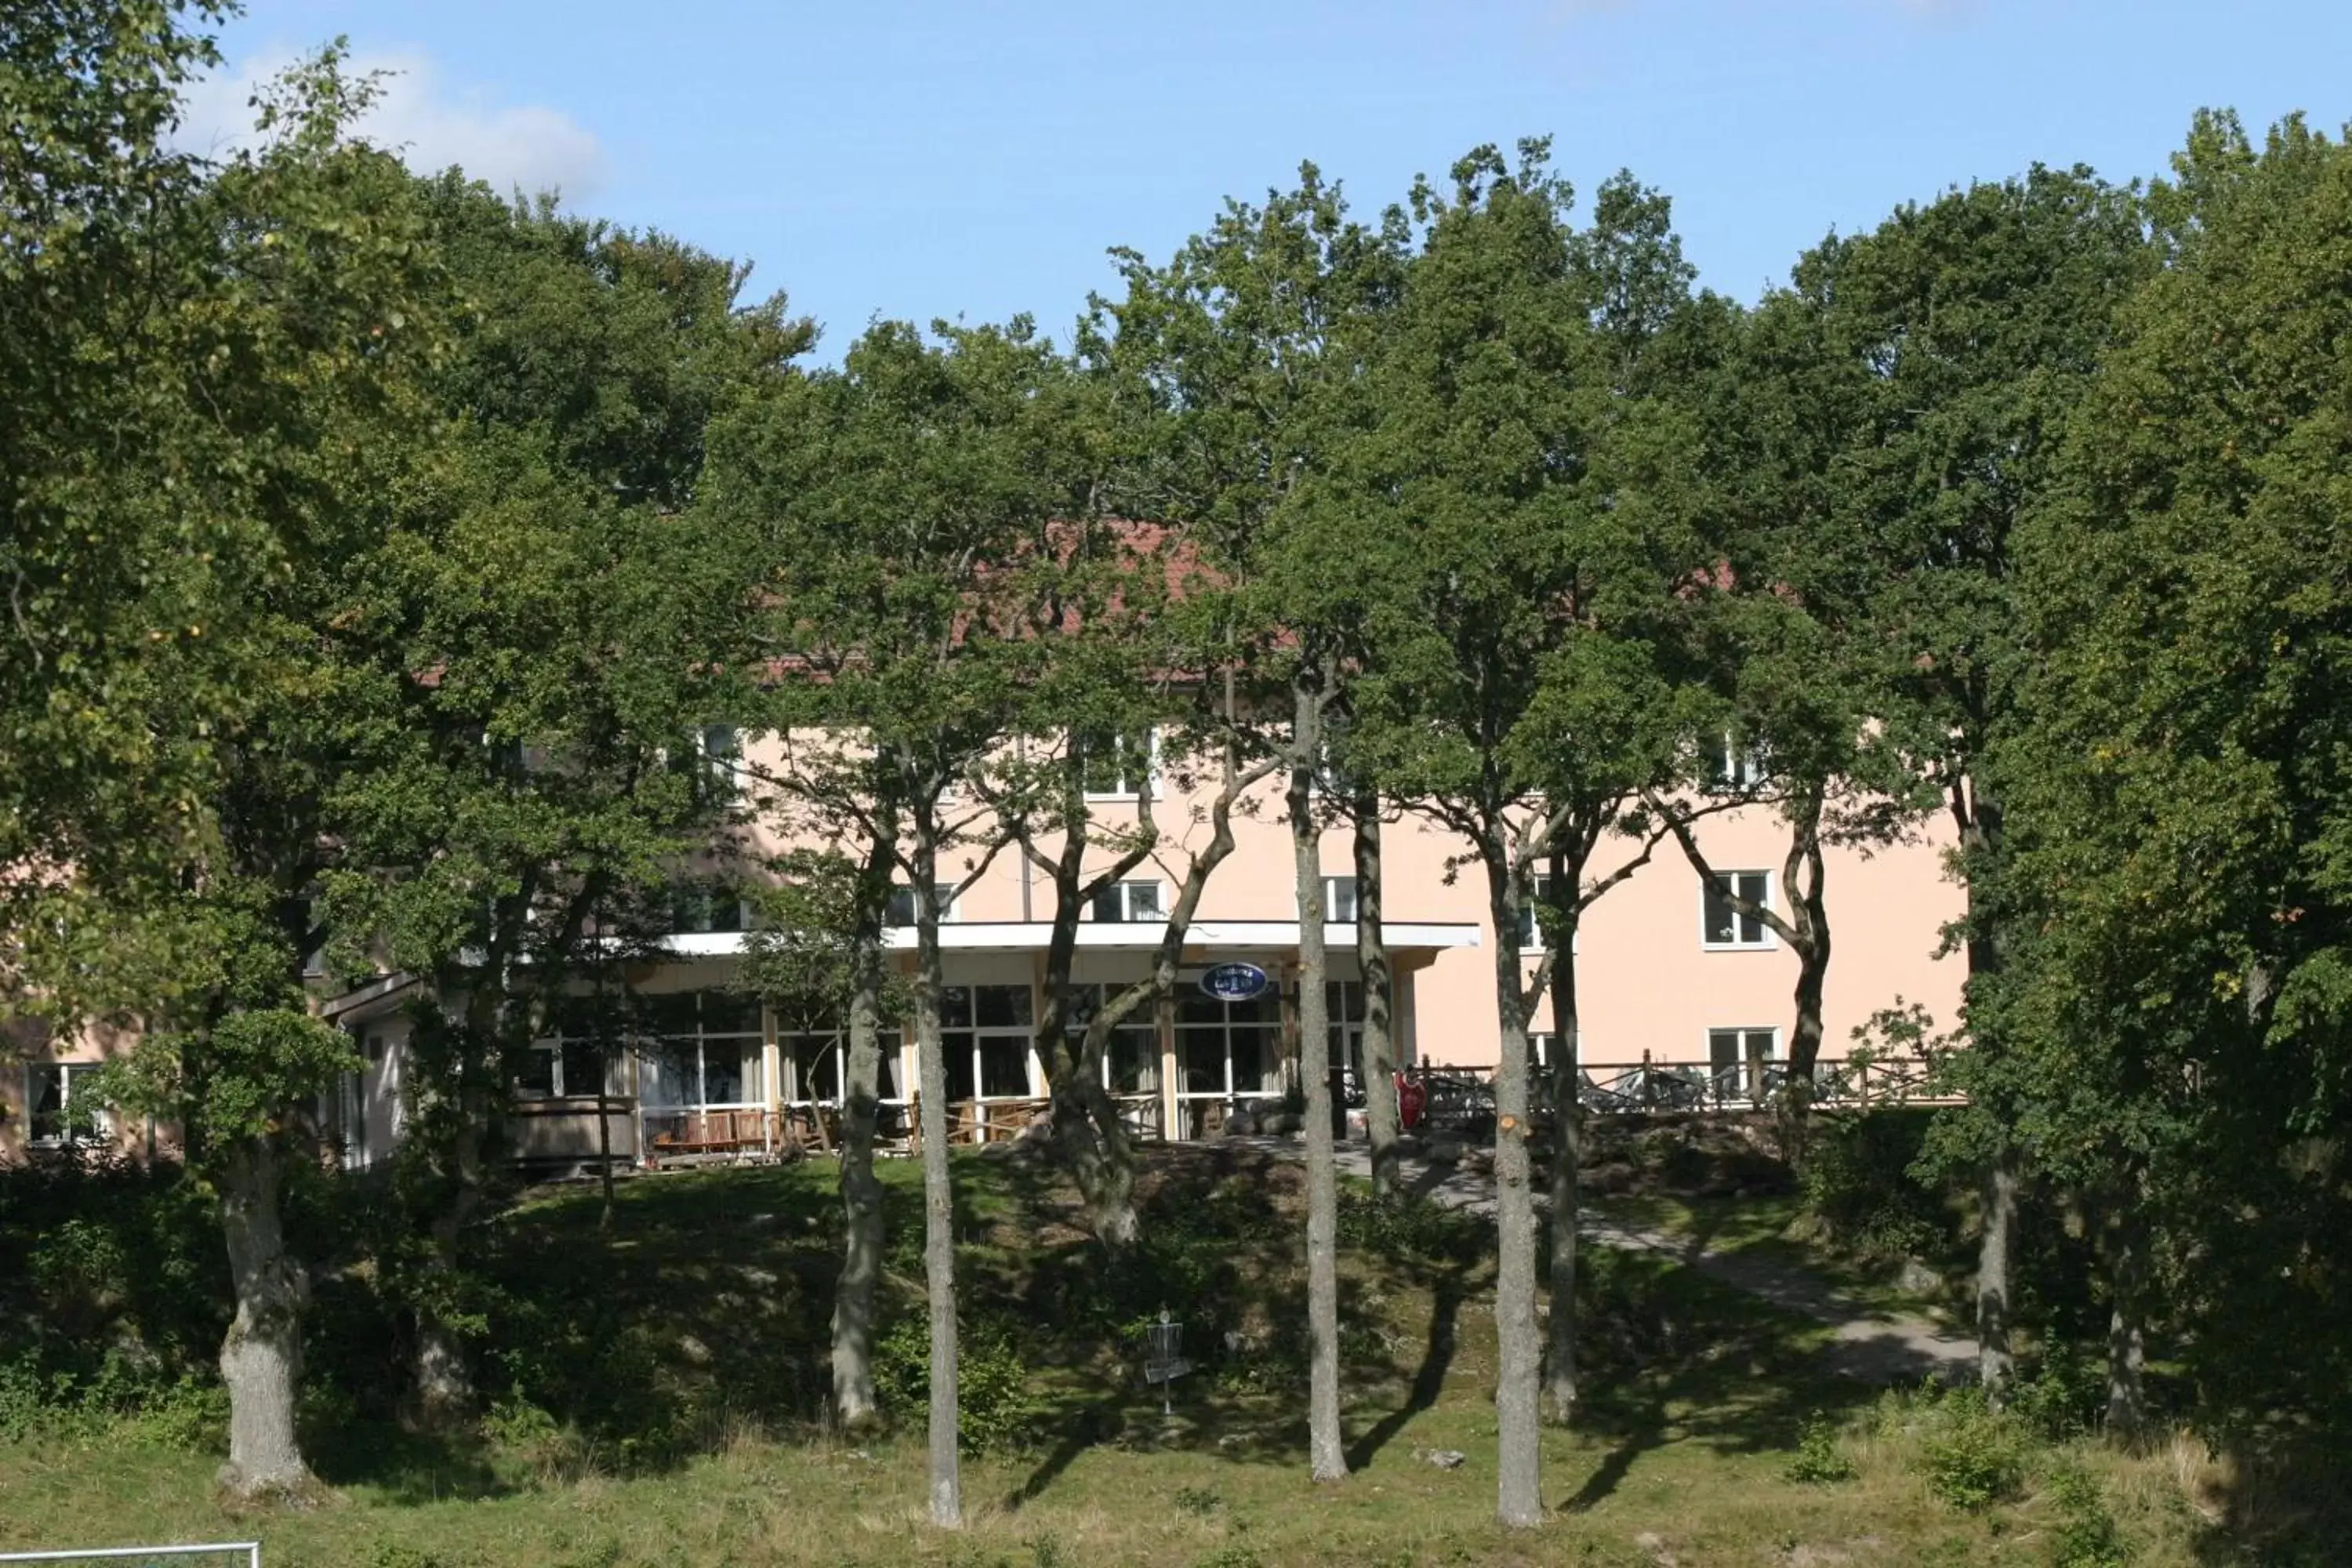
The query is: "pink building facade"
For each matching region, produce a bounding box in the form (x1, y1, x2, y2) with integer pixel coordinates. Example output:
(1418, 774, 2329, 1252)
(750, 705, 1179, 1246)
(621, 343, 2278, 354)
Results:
(1, 725, 1965, 1165)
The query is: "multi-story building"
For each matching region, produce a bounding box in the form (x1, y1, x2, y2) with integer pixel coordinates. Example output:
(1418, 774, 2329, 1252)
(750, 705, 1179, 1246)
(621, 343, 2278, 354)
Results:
(1, 726, 1963, 1168)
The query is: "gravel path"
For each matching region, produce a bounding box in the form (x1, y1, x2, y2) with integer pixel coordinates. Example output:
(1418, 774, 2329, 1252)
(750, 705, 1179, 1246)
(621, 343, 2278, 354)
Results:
(1305, 1140, 1977, 1385)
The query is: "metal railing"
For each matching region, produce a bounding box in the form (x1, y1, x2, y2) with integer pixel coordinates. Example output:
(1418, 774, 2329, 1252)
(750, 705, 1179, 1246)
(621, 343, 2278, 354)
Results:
(1399, 1054, 1957, 1129)
(0, 1546, 260, 1566)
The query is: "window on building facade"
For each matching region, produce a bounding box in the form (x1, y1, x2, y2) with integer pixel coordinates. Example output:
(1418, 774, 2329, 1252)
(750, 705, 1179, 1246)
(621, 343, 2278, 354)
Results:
(886, 884, 957, 927)
(1174, 986, 1281, 1104)
(1702, 870, 1773, 949)
(522, 999, 626, 1099)
(670, 879, 749, 935)
(1325, 979, 1368, 1083)
(1705, 731, 1767, 793)
(24, 1063, 107, 1146)
(941, 985, 1034, 1101)
(335, 1065, 367, 1170)
(638, 991, 764, 1109)
(1078, 728, 1156, 798)
(782, 1025, 906, 1105)
(698, 724, 743, 807)
(1513, 875, 1579, 953)
(1323, 877, 1359, 924)
(1064, 985, 1162, 1096)
(1087, 880, 1163, 924)
(1708, 1025, 1777, 1096)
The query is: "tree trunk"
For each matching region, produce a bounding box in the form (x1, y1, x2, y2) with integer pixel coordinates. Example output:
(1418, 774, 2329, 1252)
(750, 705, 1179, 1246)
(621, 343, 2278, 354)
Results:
(912, 822, 961, 1527)
(1352, 787, 1399, 1200)
(832, 897, 887, 1430)
(1290, 692, 1347, 1484)
(1543, 849, 1580, 1427)
(1039, 864, 1140, 1248)
(412, 1094, 484, 1428)
(1960, 775, 2017, 1404)
(1033, 744, 1152, 1248)
(1057, 1033, 1139, 1247)
(412, 1254, 474, 1425)
(1977, 1152, 2019, 1402)
(1486, 855, 1542, 1528)
(596, 1075, 615, 1231)
(1784, 790, 1831, 1081)
(217, 1137, 314, 1499)
(2103, 1192, 2148, 1446)
(1781, 786, 1831, 1160)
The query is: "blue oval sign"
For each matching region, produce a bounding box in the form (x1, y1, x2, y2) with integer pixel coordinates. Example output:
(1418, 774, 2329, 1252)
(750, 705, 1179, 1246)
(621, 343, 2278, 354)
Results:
(1199, 962, 1269, 1003)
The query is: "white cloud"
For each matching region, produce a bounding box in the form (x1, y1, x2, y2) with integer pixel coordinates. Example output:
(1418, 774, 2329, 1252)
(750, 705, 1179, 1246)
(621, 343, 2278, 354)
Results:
(175, 49, 605, 202)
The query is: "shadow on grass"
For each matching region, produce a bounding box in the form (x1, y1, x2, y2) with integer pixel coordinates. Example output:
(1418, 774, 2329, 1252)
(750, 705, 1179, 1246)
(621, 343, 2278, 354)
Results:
(1553, 1246, 1889, 1514)
(307, 1421, 510, 1504)
(1345, 1258, 1472, 1472)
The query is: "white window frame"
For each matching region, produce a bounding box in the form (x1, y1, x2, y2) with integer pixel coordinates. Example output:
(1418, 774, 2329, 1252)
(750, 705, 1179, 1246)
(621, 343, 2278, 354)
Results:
(1514, 874, 1580, 955)
(886, 884, 958, 927)
(518, 1027, 622, 1101)
(1323, 876, 1359, 924)
(1700, 869, 1775, 951)
(780, 1025, 910, 1107)
(672, 880, 751, 935)
(940, 985, 1038, 1102)
(1172, 980, 1283, 1106)
(638, 993, 766, 1112)
(1706, 1024, 1780, 1100)
(1706, 731, 1766, 793)
(1706, 1024, 1780, 1063)
(1084, 879, 1164, 924)
(336, 1067, 367, 1170)
(1080, 727, 1160, 800)
(23, 1062, 108, 1148)
(697, 724, 744, 806)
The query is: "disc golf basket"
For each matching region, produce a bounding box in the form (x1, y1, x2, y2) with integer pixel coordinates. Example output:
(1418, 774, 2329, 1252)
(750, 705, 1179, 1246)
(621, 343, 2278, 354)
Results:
(1143, 1310, 1192, 1415)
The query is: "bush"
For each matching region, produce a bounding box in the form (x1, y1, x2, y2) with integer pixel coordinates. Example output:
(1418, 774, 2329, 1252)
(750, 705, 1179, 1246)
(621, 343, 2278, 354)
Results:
(873, 1314, 1043, 1453)
(1335, 1186, 1487, 1264)
(0, 1349, 223, 1451)
(1798, 1109, 1951, 1264)
(1189, 1549, 1262, 1568)
(2011, 1344, 2107, 1442)
(1173, 1484, 1225, 1517)
(2042, 1461, 2127, 1568)
(485, 1395, 593, 1482)
(1785, 1409, 1856, 1483)
(1917, 1388, 2028, 1510)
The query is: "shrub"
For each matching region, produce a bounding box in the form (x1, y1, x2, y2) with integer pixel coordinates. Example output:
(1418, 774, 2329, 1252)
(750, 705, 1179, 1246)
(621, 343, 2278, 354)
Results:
(2011, 1344, 2107, 1442)
(485, 1395, 593, 1483)
(1336, 1186, 1488, 1264)
(366, 1546, 478, 1568)
(1918, 1388, 2028, 1510)
(1785, 1409, 1856, 1483)
(873, 1315, 1043, 1453)
(2042, 1461, 2127, 1568)
(1798, 1109, 1951, 1265)
(1190, 1548, 1262, 1568)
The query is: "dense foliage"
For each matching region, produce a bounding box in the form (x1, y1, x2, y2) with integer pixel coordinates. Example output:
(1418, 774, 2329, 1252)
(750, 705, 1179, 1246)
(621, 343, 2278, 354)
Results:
(4, 0, 2351, 1536)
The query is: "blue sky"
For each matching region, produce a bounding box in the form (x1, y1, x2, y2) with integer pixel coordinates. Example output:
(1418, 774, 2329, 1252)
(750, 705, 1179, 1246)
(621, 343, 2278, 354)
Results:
(183, 1, 2352, 356)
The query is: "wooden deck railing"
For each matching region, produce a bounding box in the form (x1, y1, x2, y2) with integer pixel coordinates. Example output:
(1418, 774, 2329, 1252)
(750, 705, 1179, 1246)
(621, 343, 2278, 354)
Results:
(1399, 1054, 1958, 1131)
(640, 1108, 775, 1161)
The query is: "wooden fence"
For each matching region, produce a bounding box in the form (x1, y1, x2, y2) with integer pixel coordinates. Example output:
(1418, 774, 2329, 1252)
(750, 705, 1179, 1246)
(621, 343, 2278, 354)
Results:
(1399, 1054, 1958, 1132)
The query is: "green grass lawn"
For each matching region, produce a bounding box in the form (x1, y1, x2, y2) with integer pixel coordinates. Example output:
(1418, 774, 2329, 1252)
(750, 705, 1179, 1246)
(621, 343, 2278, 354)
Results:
(1586, 1189, 1969, 1327)
(0, 1147, 2253, 1566)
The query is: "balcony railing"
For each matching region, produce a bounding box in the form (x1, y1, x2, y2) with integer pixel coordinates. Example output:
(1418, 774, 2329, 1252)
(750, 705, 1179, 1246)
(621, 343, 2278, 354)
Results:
(1399, 1054, 1956, 1131)
(640, 1107, 775, 1162)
